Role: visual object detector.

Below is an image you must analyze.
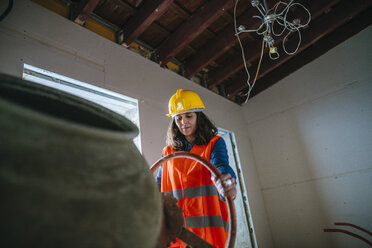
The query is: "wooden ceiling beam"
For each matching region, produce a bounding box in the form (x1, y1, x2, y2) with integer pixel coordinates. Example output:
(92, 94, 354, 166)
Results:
(207, 0, 341, 89)
(122, 0, 173, 46)
(226, 1, 372, 96)
(156, 0, 236, 66)
(183, 7, 259, 79)
(70, 0, 101, 25)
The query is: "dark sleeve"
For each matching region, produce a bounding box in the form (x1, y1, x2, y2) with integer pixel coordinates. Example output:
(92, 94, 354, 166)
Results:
(210, 137, 237, 180)
(156, 165, 162, 185)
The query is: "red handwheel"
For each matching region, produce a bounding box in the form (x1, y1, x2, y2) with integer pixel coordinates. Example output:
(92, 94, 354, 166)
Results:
(151, 151, 237, 248)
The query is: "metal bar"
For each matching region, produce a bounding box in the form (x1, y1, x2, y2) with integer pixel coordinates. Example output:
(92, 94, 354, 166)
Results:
(335, 222, 372, 237)
(324, 229, 372, 246)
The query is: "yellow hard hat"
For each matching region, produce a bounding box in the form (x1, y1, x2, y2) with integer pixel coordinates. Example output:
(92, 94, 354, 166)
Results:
(167, 89, 205, 117)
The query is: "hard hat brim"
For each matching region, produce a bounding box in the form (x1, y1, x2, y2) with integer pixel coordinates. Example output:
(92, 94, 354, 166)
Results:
(166, 108, 204, 117)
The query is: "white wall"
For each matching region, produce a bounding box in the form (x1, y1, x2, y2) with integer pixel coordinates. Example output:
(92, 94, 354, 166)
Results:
(243, 27, 372, 247)
(0, 1, 273, 247)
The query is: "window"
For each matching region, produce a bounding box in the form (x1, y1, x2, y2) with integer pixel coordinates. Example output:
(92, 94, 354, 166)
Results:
(23, 64, 141, 152)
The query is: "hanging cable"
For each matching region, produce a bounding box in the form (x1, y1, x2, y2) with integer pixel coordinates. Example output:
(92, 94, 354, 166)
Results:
(0, 0, 14, 22)
(235, 0, 311, 58)
(234, 0, 251, 85)
(233, 0, 311, 103)
(242, 39, 265, 103)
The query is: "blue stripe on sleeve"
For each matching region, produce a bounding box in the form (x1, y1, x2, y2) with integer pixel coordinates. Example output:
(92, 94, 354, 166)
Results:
(156, 165, 162, 185)
(210, 137, 237, 180)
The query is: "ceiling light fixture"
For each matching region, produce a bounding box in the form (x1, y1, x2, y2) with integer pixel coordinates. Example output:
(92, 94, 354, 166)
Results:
(233, 0, 311, 102)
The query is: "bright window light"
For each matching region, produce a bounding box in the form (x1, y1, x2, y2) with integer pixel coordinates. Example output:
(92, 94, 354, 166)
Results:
(23, 64, 142, 152)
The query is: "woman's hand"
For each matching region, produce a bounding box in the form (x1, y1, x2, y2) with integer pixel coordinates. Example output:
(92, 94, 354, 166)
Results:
(212, 173, 237, 200)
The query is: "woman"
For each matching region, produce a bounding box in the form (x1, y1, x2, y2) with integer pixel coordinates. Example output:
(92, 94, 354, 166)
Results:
(156, 89, 237, 248)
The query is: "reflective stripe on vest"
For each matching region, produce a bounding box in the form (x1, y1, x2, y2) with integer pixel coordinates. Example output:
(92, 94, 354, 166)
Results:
(186, 216, 230, 232)
(162, 184, 226, 201)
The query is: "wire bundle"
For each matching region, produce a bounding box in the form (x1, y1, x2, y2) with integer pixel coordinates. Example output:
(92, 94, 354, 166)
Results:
(234, 0, 311, 102)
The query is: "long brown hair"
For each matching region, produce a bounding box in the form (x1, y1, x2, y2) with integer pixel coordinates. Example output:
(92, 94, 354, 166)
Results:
(166, 112, 218, 150)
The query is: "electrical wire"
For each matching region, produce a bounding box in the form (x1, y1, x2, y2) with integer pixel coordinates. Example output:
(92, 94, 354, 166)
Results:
(0, 0, 14, 22)
(242, 39, 265, 103)
(234, 1, 265, 103)
(234, 0, 251, 84)
(235, 0, 311, 57)
(233, 0, 311, 103)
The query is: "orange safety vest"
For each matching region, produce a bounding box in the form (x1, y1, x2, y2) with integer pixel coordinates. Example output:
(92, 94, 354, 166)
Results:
(161, 136, 229, 248)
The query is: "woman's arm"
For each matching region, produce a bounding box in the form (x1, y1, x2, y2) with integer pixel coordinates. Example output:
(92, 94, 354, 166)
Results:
(210, 137, 237, 199)
(210, 137, 237, 180)
(156, 165, 162, 191)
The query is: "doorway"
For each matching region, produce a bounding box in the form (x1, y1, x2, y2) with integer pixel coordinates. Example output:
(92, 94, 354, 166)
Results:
(218, 128, 256, 248)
